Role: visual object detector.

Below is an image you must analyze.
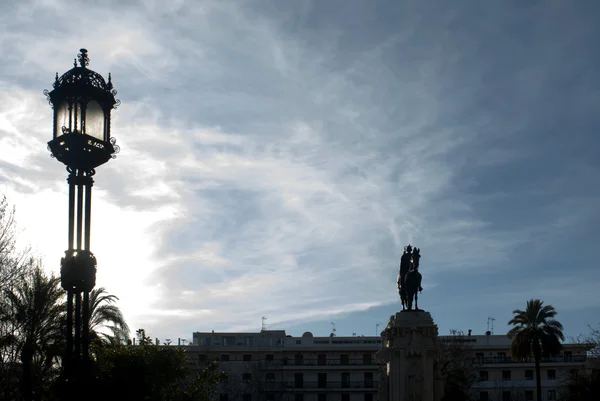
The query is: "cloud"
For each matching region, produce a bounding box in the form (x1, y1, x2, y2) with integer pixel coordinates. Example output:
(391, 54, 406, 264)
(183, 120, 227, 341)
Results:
(1, 0, 599, 339)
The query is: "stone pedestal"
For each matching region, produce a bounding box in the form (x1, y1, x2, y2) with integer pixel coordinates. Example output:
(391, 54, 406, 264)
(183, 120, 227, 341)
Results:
(376, 311, 444, 401)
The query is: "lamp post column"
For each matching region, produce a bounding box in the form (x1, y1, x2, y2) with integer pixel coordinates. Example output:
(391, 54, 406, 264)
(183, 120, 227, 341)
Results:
(44, 48, 121, 396)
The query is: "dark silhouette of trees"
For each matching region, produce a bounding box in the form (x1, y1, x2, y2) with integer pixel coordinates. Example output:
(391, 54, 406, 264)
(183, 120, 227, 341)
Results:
(436, 329, 478, 401)
(0, 196, 33, 293)
(92, 328, 226, 401)
(87, 287, 130, 346)
(508, 299, 564, 401)
(559, 324, 600, 400)
(0, 266, 65, 401)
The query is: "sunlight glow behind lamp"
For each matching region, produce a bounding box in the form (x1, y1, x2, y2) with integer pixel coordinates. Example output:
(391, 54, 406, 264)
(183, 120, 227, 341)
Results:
(44, 49, 121, 393)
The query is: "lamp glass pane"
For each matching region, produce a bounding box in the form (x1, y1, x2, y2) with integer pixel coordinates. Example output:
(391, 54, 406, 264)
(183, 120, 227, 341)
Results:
(74, 102, 83, 134)
(85, 100, 105, 141)
(55, 101, 69, 137)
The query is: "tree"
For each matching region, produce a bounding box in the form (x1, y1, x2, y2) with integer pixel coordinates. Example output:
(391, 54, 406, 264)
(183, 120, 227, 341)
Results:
(508, 299, 564, 401)
(0, 195, 33, 293)
(93, 328, 226, 401)
(559, 324, 600, 401)
(0, 265, 65, 401)
(435, 329, 478, 401)
(87, 287, 130, 346)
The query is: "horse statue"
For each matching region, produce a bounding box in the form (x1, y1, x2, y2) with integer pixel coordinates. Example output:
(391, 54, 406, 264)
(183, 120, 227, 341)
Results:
(397, 245, 423, 311)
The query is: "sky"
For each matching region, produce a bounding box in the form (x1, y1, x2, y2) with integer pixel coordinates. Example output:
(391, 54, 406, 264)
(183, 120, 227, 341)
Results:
(1, 0, 599, 343)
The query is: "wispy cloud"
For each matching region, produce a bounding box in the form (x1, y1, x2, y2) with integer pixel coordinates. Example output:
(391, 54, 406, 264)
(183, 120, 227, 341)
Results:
(1, 0, 599, 338)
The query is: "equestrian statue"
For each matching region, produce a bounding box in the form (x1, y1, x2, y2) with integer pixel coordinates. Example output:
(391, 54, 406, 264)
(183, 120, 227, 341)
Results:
(397, 245, 423, 311)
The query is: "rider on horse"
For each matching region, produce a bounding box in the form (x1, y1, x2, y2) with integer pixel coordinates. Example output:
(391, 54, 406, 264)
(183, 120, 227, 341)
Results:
(398, 245, 423, 311)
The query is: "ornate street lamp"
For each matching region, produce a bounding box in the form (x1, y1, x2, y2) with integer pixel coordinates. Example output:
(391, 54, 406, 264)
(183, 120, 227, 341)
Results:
(44, 49, 120, 389)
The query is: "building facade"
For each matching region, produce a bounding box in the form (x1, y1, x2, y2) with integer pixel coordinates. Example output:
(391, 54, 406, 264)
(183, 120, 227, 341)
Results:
(189, 330, 381, 401)
(179, 330, 589, 401)
(457, 332, 588, 401)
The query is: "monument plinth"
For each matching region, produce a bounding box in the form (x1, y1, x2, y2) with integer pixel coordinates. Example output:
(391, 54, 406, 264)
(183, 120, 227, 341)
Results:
(377, 245, 444, 401)
(377, 311, 443, 401)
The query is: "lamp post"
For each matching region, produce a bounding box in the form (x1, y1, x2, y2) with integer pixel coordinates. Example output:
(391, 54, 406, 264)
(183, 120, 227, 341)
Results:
(44, 49, 120, 392)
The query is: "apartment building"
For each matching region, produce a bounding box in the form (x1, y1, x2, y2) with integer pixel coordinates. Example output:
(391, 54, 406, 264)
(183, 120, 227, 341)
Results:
(180, 329, 589, 401)
(188, 330, 381, 401)
(460, 332, 588, 401)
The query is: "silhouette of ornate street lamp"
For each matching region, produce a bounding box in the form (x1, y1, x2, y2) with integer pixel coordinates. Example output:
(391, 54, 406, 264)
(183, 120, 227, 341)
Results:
(44, 48, 120, 391)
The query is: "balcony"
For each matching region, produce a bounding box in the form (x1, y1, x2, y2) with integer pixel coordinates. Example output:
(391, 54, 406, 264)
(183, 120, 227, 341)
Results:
(279, 359, 379, 367)
(276, 381, 379, 390)
(472, 355, 586, 365)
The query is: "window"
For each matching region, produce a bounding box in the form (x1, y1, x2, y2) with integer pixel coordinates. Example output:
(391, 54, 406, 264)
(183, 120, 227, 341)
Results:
(318, 394, 327, 401)
(502, 391, 510, 401)
(479, 371, 488, 381)
(198, 354, 207, 363)
(341, 372, 351, 388)
(525, 391, 533, 401)
(497, 352, 506, 357)
(340, 354, 350, 365)
(318, 354, 327, 365)
(364, 372, 374, 388)
(547, 369, 556, 380)
(475, 352, 484, 362)
(265, 354, 274, 361)
(564, 351, 573, 362)
(294, 373, 303, 388)
(341, 394, 350, 401)
(295, 395, 303, 401)
(502, 370, 511, 381)
(220, 354, 230, 362)
(525, 370, 533, 380)
(363, 353, 372, 365)
(295, 354, 304, 366)
(243, 373, 251, 383)
(266, 373, 275, 382)
(318, 373, 327, 388)
(479, 392, 488, 401)
(243, 354, 252, 362)
(243, 395, 251, 401)
(547, 390, 556, 401)
(364, 394, 373, 401)
(296, 340, 301, 344)
(219, 394, 228, 401)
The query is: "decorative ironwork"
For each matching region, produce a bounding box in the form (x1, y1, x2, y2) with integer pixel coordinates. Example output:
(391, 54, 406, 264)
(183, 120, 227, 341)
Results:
(53, 67, 112, 92)
(60, 249, 97, 292)
(42, 89, 52, 106)
(110, 137, 120, 158)
(77, 48, 90, 68)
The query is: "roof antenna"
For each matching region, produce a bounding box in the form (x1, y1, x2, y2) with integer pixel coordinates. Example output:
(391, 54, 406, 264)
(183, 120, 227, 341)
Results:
(487, 317, 496, 334)
(330, 322, 337, 337)
(262, 316, 268, 332)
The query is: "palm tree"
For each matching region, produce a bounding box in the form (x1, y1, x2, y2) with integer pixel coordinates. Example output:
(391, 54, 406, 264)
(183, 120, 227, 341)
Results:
(87, 287, 130, 346)
(508, 299, 564, 401)
(0, 266, 65, 401)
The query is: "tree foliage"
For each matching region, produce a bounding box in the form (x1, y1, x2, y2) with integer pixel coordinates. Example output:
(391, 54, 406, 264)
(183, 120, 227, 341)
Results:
(559, 324, 600, 401)
(88, 287, 130, 346)
(0, 265, 65, 401)
(508, 299, 564, 401)
(0, 195, 33, 293)
(92, 328, 226, 401)
(435, 329, 478, 401)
